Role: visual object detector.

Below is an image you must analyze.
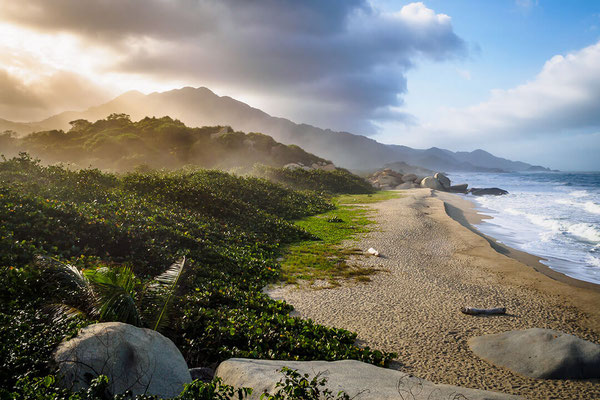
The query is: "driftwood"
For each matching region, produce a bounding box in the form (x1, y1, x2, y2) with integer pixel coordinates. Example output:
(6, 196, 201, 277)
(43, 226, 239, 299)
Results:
(461, 307, 506, 315)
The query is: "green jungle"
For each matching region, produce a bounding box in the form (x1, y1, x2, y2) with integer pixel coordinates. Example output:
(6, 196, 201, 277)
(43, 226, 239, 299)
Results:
(0, 116, 394, 399)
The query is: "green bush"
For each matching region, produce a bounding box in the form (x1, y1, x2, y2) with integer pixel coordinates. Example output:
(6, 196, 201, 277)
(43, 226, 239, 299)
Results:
(254, 166, 374, 195)
(0, 154, 396, 397)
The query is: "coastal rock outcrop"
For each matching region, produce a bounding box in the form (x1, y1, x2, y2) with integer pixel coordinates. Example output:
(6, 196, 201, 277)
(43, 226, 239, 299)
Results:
(449, 183, 469, 193)
(434, 172, 451, 189)
(216, 358, 520, 399)
(54, 322, 192, 397)
(367, 167, 508, 196)
(468, 328, 600, 379)
(395, 182, 418, 189)
(469, 188, 509, 196)
(420, 176, 444, 190)
(368, 168, 405, 189)
(401, 173, 418, 183)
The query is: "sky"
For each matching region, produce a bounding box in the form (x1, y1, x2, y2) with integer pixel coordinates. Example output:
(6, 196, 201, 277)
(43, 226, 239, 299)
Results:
(0, 1, 599, 170)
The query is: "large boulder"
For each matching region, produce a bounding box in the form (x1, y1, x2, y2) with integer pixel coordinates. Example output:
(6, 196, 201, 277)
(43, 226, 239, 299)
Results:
(54, 322, 192, 397)
(469, 328, 600, 379)
(395, 182, 418, 190)
(469, 188, 509, 196)
(434, 172, 451, 189)
(216, 358, 519, 400)
(420, 176, 444, 190)
(449, 183, 469, 193)
(401, 173, 418, 183)
(283, 163, 303, 170)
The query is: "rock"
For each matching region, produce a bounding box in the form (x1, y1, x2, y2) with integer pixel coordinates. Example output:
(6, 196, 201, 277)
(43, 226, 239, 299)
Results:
(367, 247, 380, 257)
(434, 172, 451, 189)
(395, 182, 418, 190)
(54, 322, 192, 397)
(367, 169, 404, 189)
(216, 358, 520, 400)
(469, 188, 509, 196)
(283, 163, 302, 170)
(420, 176, 444, 190)
(449, 183, 469, 193)
(320, 163, 336, 171)
(401, 173, 418, 183)
(377, 175, 399, 186)
(189, 367, 214, 382)
(468, 328, 600, 379)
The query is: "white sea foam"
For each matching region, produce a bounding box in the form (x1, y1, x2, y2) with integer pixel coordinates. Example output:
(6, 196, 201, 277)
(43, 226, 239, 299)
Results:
(567, 223, 600, 243)
(586, 254, 600, 268)
(570, 190, 589, 198)
(584, 201, 600, 215)
(555, 198, 600, 215)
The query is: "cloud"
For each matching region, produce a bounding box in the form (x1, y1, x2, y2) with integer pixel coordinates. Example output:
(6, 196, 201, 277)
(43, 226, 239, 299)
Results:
(0, 0, 466, 132)
(0, 68, 110, 122)
(515, 0, 538, 11)
(394, 41, 600, 170)
(438, 41, 600, 138)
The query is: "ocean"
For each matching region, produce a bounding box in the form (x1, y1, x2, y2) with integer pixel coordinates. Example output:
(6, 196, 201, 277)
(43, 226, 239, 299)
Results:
(446, 171, 600, 285)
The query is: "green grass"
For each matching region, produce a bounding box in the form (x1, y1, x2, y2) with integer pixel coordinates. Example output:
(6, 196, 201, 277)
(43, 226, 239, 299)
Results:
(280, 191, 400, 285)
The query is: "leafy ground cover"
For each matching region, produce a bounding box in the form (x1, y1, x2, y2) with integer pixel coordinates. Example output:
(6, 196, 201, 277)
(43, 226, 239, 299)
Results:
(0, 154, 395, 398)
(279, 191, 400, 285)
(254, 165, 375, 195)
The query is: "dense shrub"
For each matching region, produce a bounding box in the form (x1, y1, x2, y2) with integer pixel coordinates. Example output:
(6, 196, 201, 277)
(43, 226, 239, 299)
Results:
(254, 166, 374, 195)
(0, 154, 395, 397)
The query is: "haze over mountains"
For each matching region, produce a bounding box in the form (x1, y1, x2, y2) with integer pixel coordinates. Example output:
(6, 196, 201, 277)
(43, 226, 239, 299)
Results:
(1, 87, 550, 173)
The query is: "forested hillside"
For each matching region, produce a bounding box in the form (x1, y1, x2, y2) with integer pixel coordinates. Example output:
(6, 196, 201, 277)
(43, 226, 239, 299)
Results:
(0, 113, 330, 171)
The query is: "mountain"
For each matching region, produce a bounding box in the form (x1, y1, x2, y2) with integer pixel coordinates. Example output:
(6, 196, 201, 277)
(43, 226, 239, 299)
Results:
(1, 86, 549, 172)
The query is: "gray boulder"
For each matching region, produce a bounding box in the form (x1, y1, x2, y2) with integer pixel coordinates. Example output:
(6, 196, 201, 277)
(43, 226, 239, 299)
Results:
(401, 173, 418, 183)
(469, 328, 600, 379)
(216, 358, 519, 399)
(395, 182, 418, 190)
(434, 172, 451, 189)
(54, 322, 192, 397)
(469, 188, 509, 196)
(449, 183, 469, 193)
(420, 176, 444, 190)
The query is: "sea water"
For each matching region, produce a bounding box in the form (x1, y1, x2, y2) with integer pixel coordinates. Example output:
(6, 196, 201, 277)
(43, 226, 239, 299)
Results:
(446, 172, 600, 285)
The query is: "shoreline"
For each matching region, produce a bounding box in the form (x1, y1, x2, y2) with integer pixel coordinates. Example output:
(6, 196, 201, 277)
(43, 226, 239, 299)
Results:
(435, 190, 600, 293)
(268, 188, 600, 399)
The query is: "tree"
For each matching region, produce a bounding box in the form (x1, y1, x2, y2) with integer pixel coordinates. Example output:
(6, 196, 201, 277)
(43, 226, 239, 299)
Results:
(68, 119, 91, 131)
(106, 113, 131, 122)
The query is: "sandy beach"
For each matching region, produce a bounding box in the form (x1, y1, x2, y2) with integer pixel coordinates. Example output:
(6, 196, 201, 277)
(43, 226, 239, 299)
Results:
(268, 189, 600, 399)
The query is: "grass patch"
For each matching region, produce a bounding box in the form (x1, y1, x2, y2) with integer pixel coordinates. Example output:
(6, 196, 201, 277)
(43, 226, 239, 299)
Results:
(280, 191, 400, 285)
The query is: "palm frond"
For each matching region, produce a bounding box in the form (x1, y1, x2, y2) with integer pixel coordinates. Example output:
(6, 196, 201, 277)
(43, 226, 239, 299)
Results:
(47, 303, 88, 324)
(36, 255, 91, 293)
(85, 265, 142, 327)
(149, 257, 186, 332)
(35, 256, 96, 317)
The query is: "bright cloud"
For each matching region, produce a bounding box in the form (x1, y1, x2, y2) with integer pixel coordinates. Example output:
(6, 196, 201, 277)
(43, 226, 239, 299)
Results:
(0, 1, 466, 131)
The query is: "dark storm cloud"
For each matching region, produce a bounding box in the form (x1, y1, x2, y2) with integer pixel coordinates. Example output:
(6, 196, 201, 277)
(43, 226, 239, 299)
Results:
(1, 0, 466, 132)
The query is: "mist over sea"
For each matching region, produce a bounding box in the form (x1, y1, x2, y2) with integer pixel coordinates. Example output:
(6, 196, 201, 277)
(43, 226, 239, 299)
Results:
(447, 171, 600, 285)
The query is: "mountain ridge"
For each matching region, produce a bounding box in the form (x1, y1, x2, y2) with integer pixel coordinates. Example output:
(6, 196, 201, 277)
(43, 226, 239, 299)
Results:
(0, 86, 550, 172)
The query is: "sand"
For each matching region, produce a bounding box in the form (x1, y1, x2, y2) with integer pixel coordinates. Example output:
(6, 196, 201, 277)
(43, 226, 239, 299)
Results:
(267, 189, 600, 400)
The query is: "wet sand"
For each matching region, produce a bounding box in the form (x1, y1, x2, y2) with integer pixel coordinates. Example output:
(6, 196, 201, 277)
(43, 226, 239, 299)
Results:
(268, 189, 600, 399)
